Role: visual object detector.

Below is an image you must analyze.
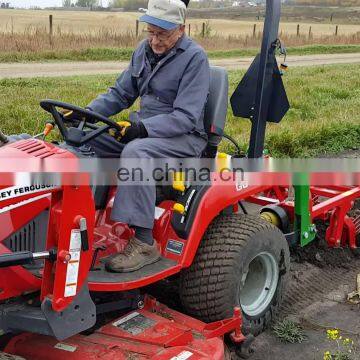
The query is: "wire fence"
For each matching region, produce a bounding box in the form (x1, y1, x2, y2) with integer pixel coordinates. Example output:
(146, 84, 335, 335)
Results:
(1, 15, 359, 53)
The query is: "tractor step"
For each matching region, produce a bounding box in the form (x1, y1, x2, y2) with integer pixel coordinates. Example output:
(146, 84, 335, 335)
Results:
(88, 257, 180, 291)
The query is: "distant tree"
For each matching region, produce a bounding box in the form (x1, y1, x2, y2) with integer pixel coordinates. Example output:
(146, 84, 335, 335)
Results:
(76, 0, 98, 7)
(111, 0, 147, 10)
(63, 0, 73, 7)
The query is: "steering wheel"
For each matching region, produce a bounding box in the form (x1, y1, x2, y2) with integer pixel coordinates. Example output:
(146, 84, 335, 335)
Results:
(40, 99, 123, 147)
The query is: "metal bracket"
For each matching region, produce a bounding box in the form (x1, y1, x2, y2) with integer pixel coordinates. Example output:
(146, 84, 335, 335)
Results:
(42, 284, 96, 340)
(1, 284, 96, 341)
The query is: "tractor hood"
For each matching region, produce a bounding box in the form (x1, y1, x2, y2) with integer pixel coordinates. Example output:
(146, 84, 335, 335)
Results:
(0, 138, 79, 175)
(0, 138, 75, 162)
(0, 138, 78, 212)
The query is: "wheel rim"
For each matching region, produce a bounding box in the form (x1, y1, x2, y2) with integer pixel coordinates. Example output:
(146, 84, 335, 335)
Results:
(239, 252, 279, 317)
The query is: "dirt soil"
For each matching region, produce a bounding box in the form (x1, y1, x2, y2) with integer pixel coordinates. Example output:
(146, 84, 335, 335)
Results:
(251, 264, 360, 360)
(250, 176, 360, 360)
(1, 53, 360, 79)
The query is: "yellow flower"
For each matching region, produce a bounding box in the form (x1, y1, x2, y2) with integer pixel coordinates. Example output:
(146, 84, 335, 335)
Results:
(323, 351, 332, 360)
(326, 329, 339, 340)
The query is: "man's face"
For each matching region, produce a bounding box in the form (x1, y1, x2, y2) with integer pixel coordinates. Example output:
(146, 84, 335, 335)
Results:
(147, 24, 185, 55)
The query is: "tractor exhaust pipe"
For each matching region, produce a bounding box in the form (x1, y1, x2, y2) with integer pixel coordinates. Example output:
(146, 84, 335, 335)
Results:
(0, 129, 8, 145)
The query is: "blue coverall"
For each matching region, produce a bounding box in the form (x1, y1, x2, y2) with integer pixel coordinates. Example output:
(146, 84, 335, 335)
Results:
(88, 35, 210, 230)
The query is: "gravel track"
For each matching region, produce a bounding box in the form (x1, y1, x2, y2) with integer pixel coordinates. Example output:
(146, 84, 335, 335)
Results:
(1, 53, 360, 79)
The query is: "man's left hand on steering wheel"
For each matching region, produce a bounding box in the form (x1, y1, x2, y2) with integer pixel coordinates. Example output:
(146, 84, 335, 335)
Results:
(110, 120, 148, 144)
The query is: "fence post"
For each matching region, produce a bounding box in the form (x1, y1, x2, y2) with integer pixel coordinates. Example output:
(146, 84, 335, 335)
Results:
(330, 13, 334, 22)
(253, 23, 257, 38)
(49, 14, 53, 46)
(297, 24, 300, 37)
(308, 26, 312, 39)
(135, 20, 139, 37)
(202, 22, 205, 38)
(335, 25, 339, 36)
(188, 23, 191, 37)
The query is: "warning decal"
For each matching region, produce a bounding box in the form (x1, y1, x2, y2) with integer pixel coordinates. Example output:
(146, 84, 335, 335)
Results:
(113, 312, 156, 335)
(54, 343, 77, 352)
(64, 230, 81, 298)
(170, 351, 193, 360)
(166, 240, 184, 255)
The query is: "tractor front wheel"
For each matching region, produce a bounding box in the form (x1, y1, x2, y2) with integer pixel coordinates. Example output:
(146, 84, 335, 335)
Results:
(179, 214, 290, 336)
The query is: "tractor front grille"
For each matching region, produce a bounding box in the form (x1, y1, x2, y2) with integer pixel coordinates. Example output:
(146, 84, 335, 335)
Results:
(3, 210, 48, 254)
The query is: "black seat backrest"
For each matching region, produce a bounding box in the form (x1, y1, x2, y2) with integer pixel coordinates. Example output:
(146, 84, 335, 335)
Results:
(203, 66, 229, 151)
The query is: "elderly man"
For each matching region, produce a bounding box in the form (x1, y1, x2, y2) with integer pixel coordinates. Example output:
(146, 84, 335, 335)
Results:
(85, 0, 210, 273)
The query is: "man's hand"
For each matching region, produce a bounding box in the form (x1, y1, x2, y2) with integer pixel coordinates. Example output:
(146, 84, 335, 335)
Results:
(109, 120, 148, 144)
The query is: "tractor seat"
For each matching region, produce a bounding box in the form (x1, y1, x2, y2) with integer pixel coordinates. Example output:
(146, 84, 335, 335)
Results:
(202, 66, 229, 158)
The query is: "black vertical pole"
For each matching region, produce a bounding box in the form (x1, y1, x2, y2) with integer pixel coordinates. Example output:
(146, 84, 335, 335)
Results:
(49, 15, 53, 46)
(136, 20, 139, 37)
(248, 0, 281, 158)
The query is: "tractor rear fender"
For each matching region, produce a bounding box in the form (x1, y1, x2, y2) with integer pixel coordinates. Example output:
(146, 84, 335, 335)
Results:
(181, 176, 271, 268)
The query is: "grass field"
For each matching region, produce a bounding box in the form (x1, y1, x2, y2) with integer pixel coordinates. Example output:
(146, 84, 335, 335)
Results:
(1, 9, 360, 57)
(0, 64, 359, 157)
(189, 4, 360, 23)
(1, 10, 360, 36)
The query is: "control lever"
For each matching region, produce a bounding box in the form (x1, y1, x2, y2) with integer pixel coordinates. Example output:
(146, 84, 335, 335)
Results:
(0, 249, 57, 268)
(0, 130, 8, 144)
(79, 217, 89, 251)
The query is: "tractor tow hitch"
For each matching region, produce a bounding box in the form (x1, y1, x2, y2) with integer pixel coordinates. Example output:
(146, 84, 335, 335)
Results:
(0, 249, 57, 268)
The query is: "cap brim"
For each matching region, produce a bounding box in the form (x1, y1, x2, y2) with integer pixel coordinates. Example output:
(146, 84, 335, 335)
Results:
(140, 14, 178, 31)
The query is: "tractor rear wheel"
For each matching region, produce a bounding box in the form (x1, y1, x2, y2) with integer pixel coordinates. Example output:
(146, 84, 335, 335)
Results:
(179, 214, 290, 336)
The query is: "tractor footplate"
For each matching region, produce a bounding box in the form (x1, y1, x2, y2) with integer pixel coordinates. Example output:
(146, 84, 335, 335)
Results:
(88, 257, 179, 291)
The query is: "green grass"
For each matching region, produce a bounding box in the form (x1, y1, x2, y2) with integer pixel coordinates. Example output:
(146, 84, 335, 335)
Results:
(0, 64, 359, 157)
(1, 44, 360, 63)
(208, 45, 360, 59)
(273, 320, 306, 344)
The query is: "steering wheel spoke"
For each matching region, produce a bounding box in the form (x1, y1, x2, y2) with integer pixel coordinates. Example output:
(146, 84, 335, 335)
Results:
(81, 125, 111, 145)
(78, 120, 86, 131)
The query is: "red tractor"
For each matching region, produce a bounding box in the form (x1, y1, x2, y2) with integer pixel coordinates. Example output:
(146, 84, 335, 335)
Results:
(0, 1, 359, 359)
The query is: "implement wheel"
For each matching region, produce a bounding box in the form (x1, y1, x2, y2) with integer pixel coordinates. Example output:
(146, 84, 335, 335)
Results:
(179, 214, 290, 336)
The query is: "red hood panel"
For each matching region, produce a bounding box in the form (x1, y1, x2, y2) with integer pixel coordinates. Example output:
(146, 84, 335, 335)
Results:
(0, 139, 78, 179)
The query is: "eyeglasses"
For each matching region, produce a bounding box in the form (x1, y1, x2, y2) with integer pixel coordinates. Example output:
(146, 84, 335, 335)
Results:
(144, 28, 178, 42)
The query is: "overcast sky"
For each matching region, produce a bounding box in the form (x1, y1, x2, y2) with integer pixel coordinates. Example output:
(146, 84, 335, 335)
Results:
(10, 0, 110, 8)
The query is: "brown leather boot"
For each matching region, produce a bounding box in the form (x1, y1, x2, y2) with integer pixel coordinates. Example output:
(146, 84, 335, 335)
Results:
(105, 237, 161, 273)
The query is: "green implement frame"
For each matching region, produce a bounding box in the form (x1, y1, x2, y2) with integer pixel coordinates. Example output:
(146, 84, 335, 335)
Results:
(293, 173, 317, 247)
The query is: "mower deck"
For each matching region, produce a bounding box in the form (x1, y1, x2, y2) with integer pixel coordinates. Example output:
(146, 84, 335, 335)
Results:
(5, 298, 233, 360)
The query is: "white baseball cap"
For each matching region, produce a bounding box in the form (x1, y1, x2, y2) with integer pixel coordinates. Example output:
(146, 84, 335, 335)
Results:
(140, 0, 187, 31)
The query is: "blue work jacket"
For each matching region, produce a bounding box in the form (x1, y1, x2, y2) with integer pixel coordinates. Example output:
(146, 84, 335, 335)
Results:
(88, 35, 210, 139)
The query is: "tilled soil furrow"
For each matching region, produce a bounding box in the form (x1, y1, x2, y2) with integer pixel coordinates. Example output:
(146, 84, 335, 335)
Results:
(280, 261, 359, 317)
